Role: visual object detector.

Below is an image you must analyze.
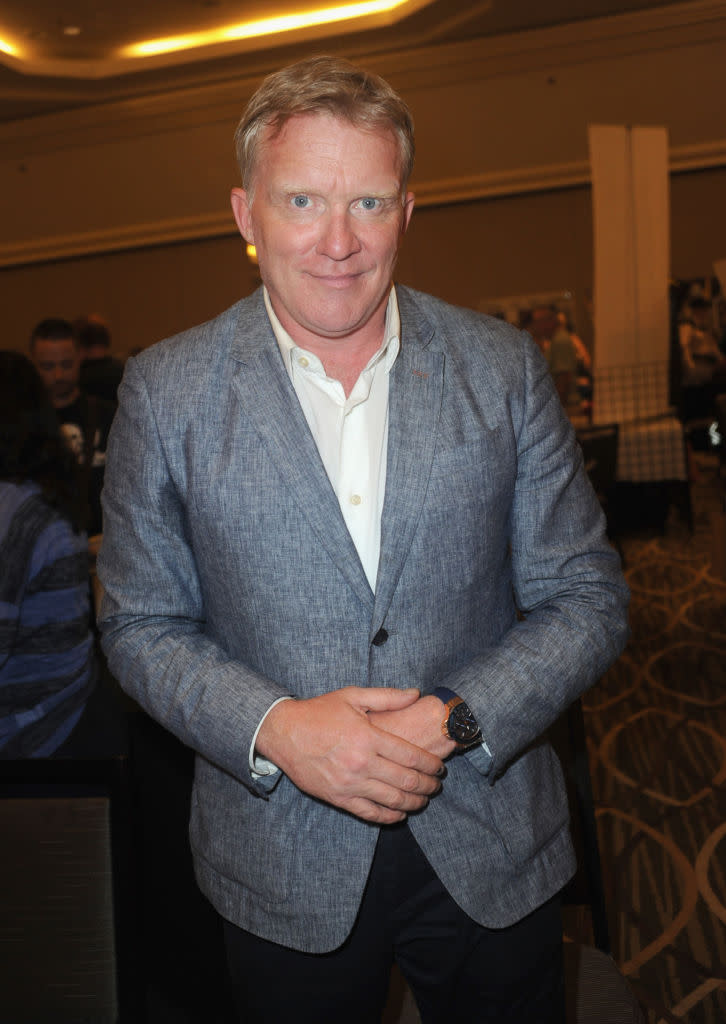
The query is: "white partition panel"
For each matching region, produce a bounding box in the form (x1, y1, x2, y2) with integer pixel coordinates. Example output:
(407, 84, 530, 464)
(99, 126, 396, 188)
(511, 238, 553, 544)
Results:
(589, 124, 670, 423)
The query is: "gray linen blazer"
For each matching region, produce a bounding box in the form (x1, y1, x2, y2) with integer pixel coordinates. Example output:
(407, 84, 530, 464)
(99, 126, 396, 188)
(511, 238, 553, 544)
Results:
(98, 285, 629, 953)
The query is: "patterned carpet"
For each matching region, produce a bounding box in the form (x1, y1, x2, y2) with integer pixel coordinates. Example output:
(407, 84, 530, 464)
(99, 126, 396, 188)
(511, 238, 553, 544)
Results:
(583, 455, 726, 1023)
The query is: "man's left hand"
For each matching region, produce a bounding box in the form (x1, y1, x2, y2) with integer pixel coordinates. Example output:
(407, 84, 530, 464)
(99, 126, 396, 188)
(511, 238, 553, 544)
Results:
(369, 695, 456, 760)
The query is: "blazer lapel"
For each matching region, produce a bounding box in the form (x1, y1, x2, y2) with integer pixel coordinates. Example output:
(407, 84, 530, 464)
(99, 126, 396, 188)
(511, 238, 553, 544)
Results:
(373, 293, 443, 625)
(228, 299, 374, 611)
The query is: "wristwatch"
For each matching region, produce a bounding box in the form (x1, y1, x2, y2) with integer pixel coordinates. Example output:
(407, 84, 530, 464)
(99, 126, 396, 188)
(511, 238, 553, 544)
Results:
(431, 687, 482, 749)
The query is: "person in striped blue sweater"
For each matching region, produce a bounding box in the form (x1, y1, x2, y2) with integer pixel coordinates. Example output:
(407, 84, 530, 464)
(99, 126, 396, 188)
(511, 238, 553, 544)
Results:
(0, 351, 96, 757)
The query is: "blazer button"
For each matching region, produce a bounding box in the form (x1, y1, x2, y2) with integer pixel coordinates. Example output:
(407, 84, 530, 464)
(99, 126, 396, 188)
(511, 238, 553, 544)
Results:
(372, 628, 389, 647)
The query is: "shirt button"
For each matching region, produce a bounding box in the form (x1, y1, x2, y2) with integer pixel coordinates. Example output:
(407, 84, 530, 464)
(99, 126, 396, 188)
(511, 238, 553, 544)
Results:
(372, 628, 388, 646)
(350, 494, 362, 506)
(298, 356, 309, 368)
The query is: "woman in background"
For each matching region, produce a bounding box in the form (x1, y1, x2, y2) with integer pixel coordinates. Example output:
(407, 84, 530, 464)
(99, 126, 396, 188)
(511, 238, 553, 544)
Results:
(0, 350, 96, 757)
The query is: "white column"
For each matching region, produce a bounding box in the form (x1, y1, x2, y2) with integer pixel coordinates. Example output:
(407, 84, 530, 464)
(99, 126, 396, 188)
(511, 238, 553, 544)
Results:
(588, 124, 670, 422)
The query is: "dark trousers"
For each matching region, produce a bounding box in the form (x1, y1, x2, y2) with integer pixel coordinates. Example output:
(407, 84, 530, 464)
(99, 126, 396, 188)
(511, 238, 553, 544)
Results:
(223, 822, 565, 1023)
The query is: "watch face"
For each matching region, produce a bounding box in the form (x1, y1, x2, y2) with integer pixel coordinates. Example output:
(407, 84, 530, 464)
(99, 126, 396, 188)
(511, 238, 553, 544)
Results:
(449, 702, 481, 744)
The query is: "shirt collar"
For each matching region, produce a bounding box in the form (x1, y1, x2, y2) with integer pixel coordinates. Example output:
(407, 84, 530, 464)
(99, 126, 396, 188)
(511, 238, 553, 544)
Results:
(264, 286, 401, 378)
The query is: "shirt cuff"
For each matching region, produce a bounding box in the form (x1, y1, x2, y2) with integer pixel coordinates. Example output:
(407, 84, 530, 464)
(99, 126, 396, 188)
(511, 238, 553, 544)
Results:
(467, 737, 493, 776)
(249, 695, 295, 778)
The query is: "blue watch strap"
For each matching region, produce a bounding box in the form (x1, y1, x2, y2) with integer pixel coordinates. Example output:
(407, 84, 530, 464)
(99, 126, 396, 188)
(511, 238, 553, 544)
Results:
(431, 686, 459, 704)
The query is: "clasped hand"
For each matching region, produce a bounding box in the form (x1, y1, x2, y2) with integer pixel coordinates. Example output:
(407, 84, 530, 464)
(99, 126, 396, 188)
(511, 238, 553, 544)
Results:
(256, 687, 453, 824)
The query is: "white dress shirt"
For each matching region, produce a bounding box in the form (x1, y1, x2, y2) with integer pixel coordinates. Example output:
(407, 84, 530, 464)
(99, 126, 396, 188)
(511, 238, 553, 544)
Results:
(264, 286, 400, 592)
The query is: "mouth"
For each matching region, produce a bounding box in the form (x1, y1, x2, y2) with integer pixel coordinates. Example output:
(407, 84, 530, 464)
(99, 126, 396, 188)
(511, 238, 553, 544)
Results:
(312, 276, 367, 295)
(308, 268, 366, 285)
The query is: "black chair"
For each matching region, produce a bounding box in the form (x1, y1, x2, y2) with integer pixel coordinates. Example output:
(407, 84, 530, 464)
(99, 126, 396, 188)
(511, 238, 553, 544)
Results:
(576, 422, 626, 554)
(550, 699, 646, 1023)
(563, 944, 645, 1024)
(577, 421, 619, 520)
(0, 756, 143, 1023)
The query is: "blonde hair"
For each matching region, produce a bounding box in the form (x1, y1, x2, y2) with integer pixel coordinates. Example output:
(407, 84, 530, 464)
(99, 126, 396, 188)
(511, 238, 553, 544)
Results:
(235, 56, 415, 194)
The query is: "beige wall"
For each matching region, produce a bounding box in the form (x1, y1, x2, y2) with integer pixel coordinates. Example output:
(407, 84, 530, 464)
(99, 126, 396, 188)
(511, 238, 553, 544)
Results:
(670, 168, 726, 281)
(397, 188, 595, 329)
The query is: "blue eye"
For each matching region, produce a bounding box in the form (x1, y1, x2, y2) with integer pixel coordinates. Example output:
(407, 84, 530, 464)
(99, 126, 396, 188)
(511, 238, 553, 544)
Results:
(292, 195, 311, 208)
(359, 197, 380, 211)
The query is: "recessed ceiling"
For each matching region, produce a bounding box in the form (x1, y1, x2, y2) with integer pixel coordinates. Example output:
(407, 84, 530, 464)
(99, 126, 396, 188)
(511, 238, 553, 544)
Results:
(0, 0, 683, 124)
(0, 0, 438, 78)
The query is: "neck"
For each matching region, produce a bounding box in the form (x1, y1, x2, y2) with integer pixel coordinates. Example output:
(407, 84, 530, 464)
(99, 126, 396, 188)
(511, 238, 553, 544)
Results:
(271, 302, 389, 399)
(319, 348, 376, 397)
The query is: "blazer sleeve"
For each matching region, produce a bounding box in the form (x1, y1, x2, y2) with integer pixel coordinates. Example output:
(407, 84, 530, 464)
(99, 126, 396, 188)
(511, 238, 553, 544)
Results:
(97, 356, 289, 795)
(441, 334, 629, 779)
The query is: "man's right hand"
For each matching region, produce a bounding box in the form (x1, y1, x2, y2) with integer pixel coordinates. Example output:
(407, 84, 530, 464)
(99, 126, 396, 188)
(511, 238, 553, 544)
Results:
(255, 687, 444, 824)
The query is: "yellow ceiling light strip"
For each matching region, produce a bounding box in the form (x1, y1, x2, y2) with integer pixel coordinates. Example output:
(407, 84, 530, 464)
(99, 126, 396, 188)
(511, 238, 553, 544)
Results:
(0, 0, 433, 77)
(123, 0, 409, 58)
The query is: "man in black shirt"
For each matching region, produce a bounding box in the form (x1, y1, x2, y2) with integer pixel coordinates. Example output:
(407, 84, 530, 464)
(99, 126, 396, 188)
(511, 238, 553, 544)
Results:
(30, 318, 115, 536)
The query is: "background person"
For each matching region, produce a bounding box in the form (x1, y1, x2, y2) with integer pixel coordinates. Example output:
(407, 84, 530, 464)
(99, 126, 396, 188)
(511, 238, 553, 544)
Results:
(678, 296, 726, 421)
(75, 313, 124, 404)
(0, 352, 96, 757)
(527, 304, 580, 411)
(29, 318, 115, 537)
(98, 56, 629, 1022)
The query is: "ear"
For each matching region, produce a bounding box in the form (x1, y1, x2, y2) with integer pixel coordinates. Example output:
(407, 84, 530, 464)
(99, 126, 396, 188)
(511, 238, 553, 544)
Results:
(230, 187, 254, 243)
(401, 191, 415, 234)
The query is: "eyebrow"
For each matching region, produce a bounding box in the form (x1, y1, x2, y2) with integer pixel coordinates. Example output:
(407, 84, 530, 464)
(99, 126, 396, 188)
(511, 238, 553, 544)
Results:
(358, 191, 403, 202)
(276, 184, 403, 201)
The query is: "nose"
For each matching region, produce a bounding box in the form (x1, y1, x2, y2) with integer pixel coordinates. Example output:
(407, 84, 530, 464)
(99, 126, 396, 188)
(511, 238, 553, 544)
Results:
(317, 208, 361, 261)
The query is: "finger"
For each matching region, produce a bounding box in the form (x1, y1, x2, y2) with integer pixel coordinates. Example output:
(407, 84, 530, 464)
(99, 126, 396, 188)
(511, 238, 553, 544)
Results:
(343, 797, 408, 825)
(349, 778, 435, 818)
(362, 756, 442, 804)
(314, 734, 442, 799)
(346, 686, 421, 713)
(372, 727, 444, 779)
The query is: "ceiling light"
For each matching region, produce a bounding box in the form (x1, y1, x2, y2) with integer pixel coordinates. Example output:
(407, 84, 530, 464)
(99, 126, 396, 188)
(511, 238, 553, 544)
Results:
(122, 0, 419, 58)
(0, 36, 18, 57)
(62, 25, 82, 37)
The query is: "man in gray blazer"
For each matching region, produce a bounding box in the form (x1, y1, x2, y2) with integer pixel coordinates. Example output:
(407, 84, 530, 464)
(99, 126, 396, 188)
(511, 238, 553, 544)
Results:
(98, 56, 629, 1022)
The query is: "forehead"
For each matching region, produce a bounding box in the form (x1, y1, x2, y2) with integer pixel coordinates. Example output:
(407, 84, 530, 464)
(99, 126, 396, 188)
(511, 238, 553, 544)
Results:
(33, 337, 77, 359)
(256, 113, 401, 182)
